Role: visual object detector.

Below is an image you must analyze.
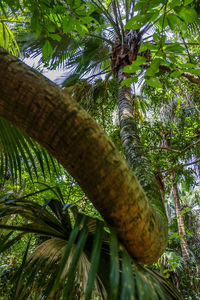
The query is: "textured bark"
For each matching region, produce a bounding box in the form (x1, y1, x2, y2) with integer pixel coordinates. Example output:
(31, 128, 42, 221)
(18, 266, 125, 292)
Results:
(182, 72, 200, 85)
(118, 67, 167, 217)
(161, 66, 200, 86)
(171, 173, 190, 265)
(143, 64, 200, 86)
(0, 48, 168, 264)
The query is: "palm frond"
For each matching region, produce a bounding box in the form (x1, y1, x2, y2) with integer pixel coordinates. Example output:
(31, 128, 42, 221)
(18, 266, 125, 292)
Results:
(0, 118, 60, 182)
(0, 195, 183, 300)
(18, 31, 75, 69)
(60, 37, 110, 87)
(0, 16, 20, 56)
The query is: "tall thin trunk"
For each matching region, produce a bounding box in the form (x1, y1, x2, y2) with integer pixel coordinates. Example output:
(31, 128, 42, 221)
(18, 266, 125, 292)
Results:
(171, 173, 190, 265)
(163, 133, 190, 265)
(117, 66, 167, 218)
(0, 48, 168, 264)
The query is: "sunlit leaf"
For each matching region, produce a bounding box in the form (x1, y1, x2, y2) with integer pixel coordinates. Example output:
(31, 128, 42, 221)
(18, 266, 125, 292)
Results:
(146, 77, 163, 88)
(120, 77, 138, 87)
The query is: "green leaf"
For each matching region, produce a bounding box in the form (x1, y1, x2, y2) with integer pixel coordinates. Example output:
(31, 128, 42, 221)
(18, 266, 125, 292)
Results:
(166, 13, 181, 30)
(0, 119, 20, 181)
(75, 22, 88, 37)
(49, 34, 62, 41)
(42, 40, 53, 60)
(31, 13, 42, 38)
(146, 77, 163, 88)
(62, 15, 75, 33)
(145, 58, 160, 76)
(50, 213, 83, 294)
(108, 230, 119, 300)
(183, 0, 193, 4)
(46, 21, 55, 33)
(123, 65, 141, 73)
(123, 56, 146, 74)
(139, 43, 158, 52)
(81, 16, 97, 26)
(168, 0, 182, 9)
(121, 249, 135, 300)
(120, 77, 138, 87)
(164, 43, 185, 53)
(158, 14, 168, 28)
(181, 63, 198, 68)
(0, 232, 23, 252)
(12, 238, 32, 299)
(135, 271, 143, 300)
(85, 220, 104, 300)
(153, 32, 166, 44)
(125, 13, 154, 30)
(177, 6, 198, 23)
(182, 68, 200, 76)
(134, 0, 165, 12)
(180, 207, 191, 215)
(0, 1, 8, 17)
(170, 70, 183, 78)
(62, 216, 89, 298)
(10, 126, 38, 180)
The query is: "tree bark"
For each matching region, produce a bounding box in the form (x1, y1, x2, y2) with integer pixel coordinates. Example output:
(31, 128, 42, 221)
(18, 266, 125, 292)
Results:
(171, 173, 190, 265)
(117, 67, 167, 218)
(0, 48, 168, 264)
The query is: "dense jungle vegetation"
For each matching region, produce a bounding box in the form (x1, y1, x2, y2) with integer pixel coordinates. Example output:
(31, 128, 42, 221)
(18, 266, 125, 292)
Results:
(0, 0, 199, 299)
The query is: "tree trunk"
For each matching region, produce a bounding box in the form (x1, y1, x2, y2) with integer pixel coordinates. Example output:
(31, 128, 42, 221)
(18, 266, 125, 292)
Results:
(163, 132, 190, 265)
(0, 48, 168, 264)
(171, 173, 190, 265)
(117, 67, 167, 220)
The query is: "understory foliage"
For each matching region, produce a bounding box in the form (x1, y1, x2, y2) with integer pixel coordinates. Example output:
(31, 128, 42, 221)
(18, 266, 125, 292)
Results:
(0, 0, 200, 299)
(0, 190, 182, 300)
(139, 75, 200, 298)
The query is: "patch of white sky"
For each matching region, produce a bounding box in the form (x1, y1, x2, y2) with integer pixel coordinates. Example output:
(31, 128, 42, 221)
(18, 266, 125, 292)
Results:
(23, 54, 105, 85)
(23, 55, 65, 83)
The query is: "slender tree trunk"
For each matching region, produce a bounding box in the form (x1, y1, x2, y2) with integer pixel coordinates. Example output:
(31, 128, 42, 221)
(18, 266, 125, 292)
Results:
(117, 66, 167, 218)
(171, 173, 190, 265)
(0, 48, 168, 264)
(163, 132, 190, 265)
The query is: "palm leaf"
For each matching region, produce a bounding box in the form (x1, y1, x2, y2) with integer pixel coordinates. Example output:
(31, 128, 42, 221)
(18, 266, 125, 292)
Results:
(0, 231, 24, 252)
(12, 237, 32, 300)
(60, 37, 110, 87)
(0, 16, 20, 56)
(62, 216, 89, 298)
(0, 194, 183, 300)
(108, 229, 120, 300)
(0, 118, 60, 182)
(85, 220, 104, 300)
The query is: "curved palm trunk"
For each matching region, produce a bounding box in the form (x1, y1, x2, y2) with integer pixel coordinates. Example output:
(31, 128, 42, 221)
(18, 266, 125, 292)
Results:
(117, 67, 167, 220)
(171, 173, 190, 265)
(0, 48, 168, 264)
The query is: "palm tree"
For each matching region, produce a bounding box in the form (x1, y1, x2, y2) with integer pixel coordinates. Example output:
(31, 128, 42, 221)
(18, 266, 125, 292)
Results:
(12, 0, 199, 223)
(0, 0, 199, 298)
(1, 0, 200, 262)
(0, 46, 168, 265)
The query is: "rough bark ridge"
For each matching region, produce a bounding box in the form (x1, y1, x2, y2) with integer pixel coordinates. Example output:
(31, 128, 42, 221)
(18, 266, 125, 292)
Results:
(0, 48, 168, 264)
